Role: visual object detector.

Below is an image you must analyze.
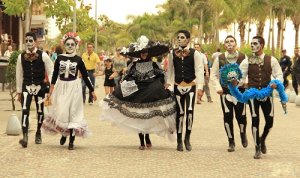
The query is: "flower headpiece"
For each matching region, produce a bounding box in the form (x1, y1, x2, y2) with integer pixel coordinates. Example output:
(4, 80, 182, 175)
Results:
(61, 32, 81, 45)
(122, 35, 169, 58)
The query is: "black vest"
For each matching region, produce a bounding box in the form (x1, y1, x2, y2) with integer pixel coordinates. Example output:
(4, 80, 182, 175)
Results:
(173, 48, 196, 84)
(21, 50, 45, 85)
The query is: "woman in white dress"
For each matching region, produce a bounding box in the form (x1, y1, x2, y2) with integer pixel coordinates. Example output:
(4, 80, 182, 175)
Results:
(42, 32, 97, 150)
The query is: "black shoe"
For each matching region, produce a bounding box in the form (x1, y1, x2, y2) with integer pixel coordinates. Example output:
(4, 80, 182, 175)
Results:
(241, 133, 248, 148)
(261, 141, 267, 154)
(60, 136, 67, 145)
(177, 142, 183, 151)
(35, 131, 42, 144)
(253, 145, 262, 159)
(184, 139, 192, 151)
(227, 142, 235, 152)
(19, 134, 28, 148)
(68, 143, 74, 150)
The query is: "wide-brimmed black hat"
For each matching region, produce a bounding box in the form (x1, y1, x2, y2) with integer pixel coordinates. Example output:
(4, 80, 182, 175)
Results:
(121, 36, 169, 58)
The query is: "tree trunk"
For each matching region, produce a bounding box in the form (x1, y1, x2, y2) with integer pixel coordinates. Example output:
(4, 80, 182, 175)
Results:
(9, 86, 16, 111)
(271, 9, 275, 56)
(214, 11, 219, 44)
(257, 20, 265, 36)
(25, 0, 31, 33)
(198, 9, 203, 44)
(238, 21, 246, 47)
(295, 23, 299, 47)
(280, 9, 285, 50)
(267, 9, 272, 49)
(277, 20, 281, 50)
(247, 21, 251, 45)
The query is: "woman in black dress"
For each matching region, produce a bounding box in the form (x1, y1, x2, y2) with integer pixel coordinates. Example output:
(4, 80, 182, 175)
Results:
(101, 36, 176, 150)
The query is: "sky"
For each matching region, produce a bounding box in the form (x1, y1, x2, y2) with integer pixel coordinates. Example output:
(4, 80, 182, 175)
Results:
(48, 0, 298, 55)
(83, 0, 167, 24)
(48, 0, 167, 38)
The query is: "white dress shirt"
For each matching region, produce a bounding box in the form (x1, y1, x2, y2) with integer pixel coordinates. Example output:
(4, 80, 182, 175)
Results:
(16, 48, 54, 93)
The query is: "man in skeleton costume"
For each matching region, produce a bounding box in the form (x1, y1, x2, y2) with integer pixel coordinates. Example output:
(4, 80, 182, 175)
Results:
(166, 30, 204, 151)
(16, 32, 54, 148)
(210, 35, 248, 152)
(239, 36, 283, 159)
(42, 32, 97, 150)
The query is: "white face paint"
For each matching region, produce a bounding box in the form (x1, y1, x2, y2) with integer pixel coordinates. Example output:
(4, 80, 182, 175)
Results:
(224, 37, 236, 52)
(177, 33, 189, 47)
(25, 36, 35, 50)
(251, 39, 262, 53)
(64, 39, 76, 54)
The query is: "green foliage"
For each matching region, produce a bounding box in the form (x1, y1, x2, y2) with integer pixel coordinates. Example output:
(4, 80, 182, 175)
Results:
(5, 51, 22, 111)
(2, 0, 26, 16)
(6, 51, 21, 85)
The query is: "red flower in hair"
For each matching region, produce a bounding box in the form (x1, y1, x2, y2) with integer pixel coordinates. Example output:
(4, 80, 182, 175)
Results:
(61, 32, 81, 45)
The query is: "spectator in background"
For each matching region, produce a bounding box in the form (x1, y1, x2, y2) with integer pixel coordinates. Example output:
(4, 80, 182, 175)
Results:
(111, 47, 127, 88)
(292, 47, 300, 95)
(194, 43, 213, 103)
(211, 48, 221, 64)
(81, 43, 101, 104)
(279, 49, 292, 89)
(51, 45, 63, 62)
(4, 45, 13, 58)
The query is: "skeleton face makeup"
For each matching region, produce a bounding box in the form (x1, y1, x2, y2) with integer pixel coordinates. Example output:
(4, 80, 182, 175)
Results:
(251, 39, 262, 54)
(25, 36, 35, 50)
(140, 49, 148, 60)
(64, 39, 76, 54)
(224, 37, 236, 52)
(177, 33, 189, 47)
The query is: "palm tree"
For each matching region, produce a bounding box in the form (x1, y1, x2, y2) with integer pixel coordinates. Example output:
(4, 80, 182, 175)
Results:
(289, 0, 300, 47)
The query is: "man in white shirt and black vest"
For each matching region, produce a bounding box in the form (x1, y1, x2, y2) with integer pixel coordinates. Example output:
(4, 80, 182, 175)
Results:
(210, 35, 248, 153)
(166, 30, 204, 152)
(239, 36, 283, 159)
(16, 32, 54, 148)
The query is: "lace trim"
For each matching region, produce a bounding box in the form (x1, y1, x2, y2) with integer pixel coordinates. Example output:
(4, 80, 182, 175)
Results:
(114, 105, 176, 119)
(108, 94, 175, 108)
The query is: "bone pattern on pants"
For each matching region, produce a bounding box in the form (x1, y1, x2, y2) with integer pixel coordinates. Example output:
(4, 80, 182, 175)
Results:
(22, 92, 28, 110)
(250, 99, 257, 117)
(225, 122, 232, 138)
(176, 95, 184, 114)
(23, 115, 27, 127)
(188, 92, 194, 111)
(187, 113, 193, 130)
(252, 127, 258, 146)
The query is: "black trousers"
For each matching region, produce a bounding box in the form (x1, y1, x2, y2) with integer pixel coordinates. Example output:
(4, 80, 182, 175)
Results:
(248, 97, 274, 146)
(220, 94, 247, 142)
(21, 84, 47, 134)
(174, 85, 196, 138)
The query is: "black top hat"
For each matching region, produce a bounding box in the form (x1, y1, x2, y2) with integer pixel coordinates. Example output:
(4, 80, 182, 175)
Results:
(121, 36, 169, 58)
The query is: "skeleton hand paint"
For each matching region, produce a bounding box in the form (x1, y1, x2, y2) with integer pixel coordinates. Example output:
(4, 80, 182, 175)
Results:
(64, 39, 76, 54)
(250, 39, 262, 54)
(224, 37, 236, 52)
(177, 33, 189, 47)
(25, 36, 35, 50)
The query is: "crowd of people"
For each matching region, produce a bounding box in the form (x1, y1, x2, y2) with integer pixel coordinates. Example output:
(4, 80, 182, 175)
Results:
(14, 30, 300, 160)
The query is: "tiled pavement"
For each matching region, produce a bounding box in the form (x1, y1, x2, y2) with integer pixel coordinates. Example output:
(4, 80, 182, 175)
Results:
(0, 77, 299, 178)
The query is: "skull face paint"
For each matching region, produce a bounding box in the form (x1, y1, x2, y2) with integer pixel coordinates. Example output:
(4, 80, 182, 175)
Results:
(25, 36, 35, 50)
(177, 33, 189, 47)
(251, 39, 262, 53)
(64, 39, 76, 54)
(224, 37, 236, 52)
